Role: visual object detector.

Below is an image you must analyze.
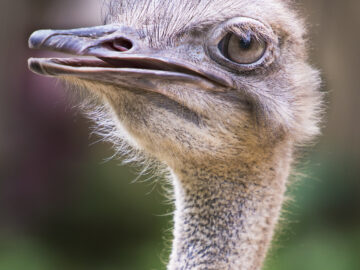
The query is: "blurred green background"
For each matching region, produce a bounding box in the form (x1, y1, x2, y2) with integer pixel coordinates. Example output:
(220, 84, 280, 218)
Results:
(0, 0, 359, 269)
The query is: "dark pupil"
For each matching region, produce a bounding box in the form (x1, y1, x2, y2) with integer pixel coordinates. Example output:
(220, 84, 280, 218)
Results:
(239, 33, 252, 50)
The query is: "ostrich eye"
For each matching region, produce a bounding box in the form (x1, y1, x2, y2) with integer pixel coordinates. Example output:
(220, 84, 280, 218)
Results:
(218, 32, 266, 64)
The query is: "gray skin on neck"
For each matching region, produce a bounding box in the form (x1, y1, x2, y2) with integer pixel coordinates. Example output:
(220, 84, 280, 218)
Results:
(27, 0, 323, 269)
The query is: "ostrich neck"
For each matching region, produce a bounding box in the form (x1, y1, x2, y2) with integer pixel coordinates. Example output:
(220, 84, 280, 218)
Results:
(168, 149, 292, 270)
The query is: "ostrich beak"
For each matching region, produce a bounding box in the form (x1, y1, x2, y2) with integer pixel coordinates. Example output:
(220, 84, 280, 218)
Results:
(28, 25, 232, 92)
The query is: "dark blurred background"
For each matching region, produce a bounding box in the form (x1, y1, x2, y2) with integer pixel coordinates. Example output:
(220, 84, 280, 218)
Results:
(0, 0, 359, 269)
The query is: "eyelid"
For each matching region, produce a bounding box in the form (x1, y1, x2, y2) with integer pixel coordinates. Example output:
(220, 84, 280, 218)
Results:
(215, 17, 276, 41)
(223, 24, 272, 45)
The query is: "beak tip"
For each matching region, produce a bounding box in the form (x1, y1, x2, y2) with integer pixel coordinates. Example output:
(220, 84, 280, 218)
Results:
(28, 58, 45, 75)
(28, 30, 53, 49)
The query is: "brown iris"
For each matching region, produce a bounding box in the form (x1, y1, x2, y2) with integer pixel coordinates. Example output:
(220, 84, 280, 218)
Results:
(218, 32, 266, 65)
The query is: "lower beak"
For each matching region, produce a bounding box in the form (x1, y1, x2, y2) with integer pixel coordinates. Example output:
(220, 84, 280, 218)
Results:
(28, 25, 232, 91)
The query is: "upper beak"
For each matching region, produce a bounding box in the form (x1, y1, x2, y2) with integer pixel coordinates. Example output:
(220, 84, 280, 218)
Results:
(28, 24, 232, 91)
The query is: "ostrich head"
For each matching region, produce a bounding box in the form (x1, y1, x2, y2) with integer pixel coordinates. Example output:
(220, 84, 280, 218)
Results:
(28, 0, 322, 269)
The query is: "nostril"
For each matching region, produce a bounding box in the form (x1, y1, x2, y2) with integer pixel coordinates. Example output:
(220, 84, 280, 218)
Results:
(110, 38, 133, 52)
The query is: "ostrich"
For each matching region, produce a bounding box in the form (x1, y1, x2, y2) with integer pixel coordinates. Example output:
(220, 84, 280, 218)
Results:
(27, 0, 323, 269)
